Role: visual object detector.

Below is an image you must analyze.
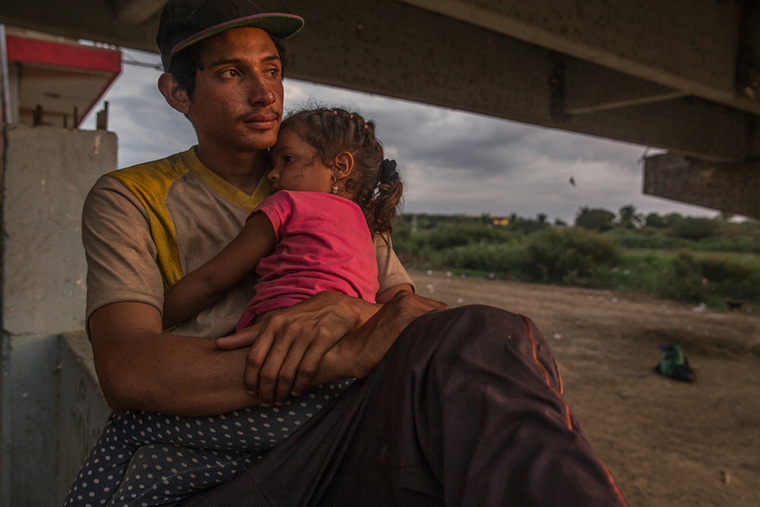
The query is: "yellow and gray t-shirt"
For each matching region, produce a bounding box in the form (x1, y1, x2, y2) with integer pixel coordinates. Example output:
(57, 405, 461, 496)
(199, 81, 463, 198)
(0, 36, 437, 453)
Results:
(82, 147, 413, 339)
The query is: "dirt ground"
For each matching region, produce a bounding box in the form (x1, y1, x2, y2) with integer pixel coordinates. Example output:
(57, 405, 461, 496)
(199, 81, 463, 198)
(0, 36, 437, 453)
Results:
(407, 269, 760, 507)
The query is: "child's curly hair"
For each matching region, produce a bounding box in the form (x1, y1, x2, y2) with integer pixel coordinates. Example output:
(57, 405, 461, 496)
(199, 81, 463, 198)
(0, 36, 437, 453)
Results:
(280, 107, 403, 236)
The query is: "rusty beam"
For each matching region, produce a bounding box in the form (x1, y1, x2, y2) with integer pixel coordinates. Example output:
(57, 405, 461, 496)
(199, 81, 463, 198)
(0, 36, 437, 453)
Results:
(643, 153, 760, 219)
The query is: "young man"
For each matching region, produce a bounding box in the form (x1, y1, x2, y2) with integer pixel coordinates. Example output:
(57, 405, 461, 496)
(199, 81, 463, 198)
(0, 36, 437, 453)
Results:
(83, 0, 628, 504)
(85, 0, 418, 418)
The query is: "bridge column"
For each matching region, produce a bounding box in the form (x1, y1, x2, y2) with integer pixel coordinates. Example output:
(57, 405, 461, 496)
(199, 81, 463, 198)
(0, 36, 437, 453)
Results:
(0, 124, 116, 506)
(643, 153, 760, 219)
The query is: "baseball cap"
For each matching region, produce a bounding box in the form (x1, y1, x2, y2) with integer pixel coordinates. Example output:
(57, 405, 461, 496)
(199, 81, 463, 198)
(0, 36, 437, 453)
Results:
(156, 0, 304, 69)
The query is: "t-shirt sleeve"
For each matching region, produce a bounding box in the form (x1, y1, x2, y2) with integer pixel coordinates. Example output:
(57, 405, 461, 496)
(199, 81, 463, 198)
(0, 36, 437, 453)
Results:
(374, 234, 415, 294)
(82, 176, 165, 330)
(250, 191, 294, 240)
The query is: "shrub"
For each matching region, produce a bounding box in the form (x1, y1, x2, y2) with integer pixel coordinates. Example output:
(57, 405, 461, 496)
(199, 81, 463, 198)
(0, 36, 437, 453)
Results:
(655, 252, 710, 303)
(670, 217, 719, 240)
(698, 255, 760, 301)
(412, 224, 512, 250)
(655, 251, 760, 304)
(514, 228, 621, 284)
(438, 243, 520, 272)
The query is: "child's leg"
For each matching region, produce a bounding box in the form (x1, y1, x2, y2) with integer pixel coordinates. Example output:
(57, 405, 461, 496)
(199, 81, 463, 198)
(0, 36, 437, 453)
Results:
(65, 379, 353, 506)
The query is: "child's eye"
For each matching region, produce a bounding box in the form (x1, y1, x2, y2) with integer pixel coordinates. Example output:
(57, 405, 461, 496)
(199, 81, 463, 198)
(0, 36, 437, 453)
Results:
(283, 156, 295, 164)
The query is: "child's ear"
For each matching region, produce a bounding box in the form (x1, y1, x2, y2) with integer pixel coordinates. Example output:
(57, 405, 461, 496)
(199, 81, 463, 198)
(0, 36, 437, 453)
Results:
(333, 152, 355, 181)
(158, 73, 191, 115)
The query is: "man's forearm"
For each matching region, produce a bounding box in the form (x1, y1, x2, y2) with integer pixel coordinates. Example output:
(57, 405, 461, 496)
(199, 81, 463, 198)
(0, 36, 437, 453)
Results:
(91, 302, 260, 417)
(315, 291, 449, 383)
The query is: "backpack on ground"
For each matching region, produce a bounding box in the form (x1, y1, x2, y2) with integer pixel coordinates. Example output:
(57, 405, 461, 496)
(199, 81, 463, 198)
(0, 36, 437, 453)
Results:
(654, 344, 695, 382)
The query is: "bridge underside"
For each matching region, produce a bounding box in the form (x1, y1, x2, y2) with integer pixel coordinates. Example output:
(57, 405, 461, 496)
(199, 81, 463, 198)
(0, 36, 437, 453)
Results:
(2, 0, 759, 217)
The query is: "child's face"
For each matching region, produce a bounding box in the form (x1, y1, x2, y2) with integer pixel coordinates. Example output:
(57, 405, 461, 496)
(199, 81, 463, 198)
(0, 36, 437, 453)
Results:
(267, 127, 334, 193)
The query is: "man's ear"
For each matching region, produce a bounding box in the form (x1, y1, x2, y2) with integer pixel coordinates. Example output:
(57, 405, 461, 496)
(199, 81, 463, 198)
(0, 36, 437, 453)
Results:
(333, 152, 355, 181)
(158, 73, 191, 115)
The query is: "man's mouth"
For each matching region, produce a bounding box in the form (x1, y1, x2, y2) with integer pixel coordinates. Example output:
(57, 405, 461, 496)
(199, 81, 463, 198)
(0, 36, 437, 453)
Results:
(243, 113, 279, 130)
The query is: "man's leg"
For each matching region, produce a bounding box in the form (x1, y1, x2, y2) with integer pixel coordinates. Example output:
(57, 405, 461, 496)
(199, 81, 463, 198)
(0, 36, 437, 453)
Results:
(179, 305, 627, 506)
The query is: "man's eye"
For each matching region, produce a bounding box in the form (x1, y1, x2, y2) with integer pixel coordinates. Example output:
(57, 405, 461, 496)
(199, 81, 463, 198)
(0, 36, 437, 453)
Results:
(266, 67, 281, 78)
(222, 69, 240, 78)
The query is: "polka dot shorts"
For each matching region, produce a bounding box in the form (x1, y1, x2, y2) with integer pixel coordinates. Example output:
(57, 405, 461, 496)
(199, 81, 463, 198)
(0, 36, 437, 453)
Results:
(64, 379, 353, 506)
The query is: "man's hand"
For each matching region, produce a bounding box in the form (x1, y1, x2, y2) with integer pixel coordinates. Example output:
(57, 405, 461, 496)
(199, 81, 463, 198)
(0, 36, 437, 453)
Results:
(319, 291, 449, 380)
(216, 291, 378, 405)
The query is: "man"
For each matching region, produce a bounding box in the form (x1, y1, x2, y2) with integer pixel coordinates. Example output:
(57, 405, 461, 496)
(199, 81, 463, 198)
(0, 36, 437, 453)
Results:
(83, 0, 628, 504)
(85, 0, 417, 417)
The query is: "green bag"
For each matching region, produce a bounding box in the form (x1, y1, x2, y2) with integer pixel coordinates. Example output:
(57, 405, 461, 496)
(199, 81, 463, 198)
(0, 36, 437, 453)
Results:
(654, 344, 695, 382)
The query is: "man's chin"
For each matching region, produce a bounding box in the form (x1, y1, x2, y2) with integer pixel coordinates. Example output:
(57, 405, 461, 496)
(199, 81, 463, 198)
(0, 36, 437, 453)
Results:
(242, 133, 278, 151)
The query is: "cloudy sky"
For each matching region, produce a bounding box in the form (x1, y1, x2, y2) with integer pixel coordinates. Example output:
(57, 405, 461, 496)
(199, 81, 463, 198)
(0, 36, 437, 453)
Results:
(82, 49, 713, 225)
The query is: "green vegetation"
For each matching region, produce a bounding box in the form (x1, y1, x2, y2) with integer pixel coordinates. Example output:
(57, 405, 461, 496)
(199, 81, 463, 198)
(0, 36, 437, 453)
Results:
(393, 207, 760, 312)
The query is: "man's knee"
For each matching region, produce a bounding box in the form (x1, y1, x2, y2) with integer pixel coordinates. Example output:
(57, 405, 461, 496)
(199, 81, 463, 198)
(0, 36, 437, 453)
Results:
(405, 304, 533, 356)
(398, 304, 560, 389)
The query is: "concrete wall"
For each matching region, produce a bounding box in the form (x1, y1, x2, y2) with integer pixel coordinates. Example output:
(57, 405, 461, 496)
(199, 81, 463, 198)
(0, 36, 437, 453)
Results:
(0, 124, 116, 506)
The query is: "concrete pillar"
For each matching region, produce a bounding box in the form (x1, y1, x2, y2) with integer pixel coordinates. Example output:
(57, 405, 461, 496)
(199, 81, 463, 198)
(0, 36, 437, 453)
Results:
(0, 124, 116, 506)
(643, 153, 760, 219)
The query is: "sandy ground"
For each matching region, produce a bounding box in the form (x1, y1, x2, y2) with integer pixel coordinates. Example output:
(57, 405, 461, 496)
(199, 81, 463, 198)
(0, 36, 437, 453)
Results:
(407, 269, 760, 507)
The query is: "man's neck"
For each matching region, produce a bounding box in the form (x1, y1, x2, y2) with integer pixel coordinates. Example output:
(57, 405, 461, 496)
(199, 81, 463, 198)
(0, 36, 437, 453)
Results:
(195, 145, 269, 195)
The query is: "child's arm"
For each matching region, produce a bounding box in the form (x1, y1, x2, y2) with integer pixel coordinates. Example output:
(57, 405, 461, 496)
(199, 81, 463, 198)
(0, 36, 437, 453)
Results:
(162, 212, 276, 329)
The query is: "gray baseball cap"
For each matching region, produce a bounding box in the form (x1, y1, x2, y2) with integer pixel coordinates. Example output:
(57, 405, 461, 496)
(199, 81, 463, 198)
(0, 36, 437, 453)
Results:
(156, 0, 304, 69)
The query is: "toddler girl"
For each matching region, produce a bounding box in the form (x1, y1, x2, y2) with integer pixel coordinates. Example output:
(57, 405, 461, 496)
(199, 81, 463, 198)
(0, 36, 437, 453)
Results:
(65, 107, 403, 506)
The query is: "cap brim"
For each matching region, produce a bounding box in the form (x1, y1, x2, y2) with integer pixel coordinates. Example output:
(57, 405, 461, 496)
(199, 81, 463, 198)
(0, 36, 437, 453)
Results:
(171, 13, 304, 56)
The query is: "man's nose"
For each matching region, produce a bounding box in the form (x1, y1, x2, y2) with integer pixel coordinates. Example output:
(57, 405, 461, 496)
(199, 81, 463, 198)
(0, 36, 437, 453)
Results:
(248, 75, 276, 106)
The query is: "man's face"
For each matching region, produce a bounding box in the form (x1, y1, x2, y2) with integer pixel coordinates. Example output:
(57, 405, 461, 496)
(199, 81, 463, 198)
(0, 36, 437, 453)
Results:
(185, 27, 284, 153)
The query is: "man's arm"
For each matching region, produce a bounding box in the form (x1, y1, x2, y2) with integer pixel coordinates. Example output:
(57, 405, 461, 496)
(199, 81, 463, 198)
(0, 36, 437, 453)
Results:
(217, 290, 447, 405)
(376, 283, 414, 304)
(90, 301, 260, 416)
(95, 289, 443, 414)
(318, 291, 448, 380)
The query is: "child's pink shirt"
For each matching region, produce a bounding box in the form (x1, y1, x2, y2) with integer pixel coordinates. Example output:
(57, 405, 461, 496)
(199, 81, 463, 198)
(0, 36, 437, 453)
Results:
(236, 190, 379, 330)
